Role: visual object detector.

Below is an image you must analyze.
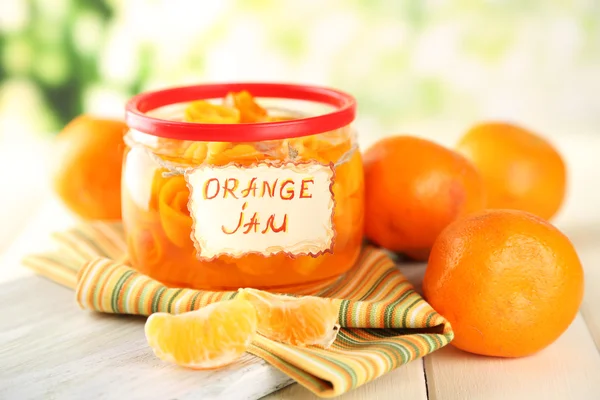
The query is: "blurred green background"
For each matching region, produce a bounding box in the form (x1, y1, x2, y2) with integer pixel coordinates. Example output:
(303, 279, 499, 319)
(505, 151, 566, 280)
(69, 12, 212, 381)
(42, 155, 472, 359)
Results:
(1, 0, 600, 251)
(1, 0, 600, 144)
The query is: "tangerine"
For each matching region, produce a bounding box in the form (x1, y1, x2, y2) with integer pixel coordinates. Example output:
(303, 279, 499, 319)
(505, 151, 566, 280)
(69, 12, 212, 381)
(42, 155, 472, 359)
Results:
(456, 122, 566, 220)
(363, 136, 486, 260)
(423, 209, 584, 357)
(52, 115, 126, 220)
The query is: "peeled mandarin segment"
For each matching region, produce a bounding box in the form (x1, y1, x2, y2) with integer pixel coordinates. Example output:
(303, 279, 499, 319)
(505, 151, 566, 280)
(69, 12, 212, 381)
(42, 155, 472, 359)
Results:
(224, 90, 268, 123)
(149, 169, 169, 211)
(333, 152, 365, 230)
(287, 133, 352, 164)
(254, 140, 289, 160)
(128, 228, 164, 267)
(292, 256, 324, 275)
(217, 144, 268, 166)
(235, 253, 285, 276)
(285, 137, 308, 158)
(225, 144, 261, 157)
(237, 288, 340, 348)
(158, 176, 193, 247)
(207, 141, 231, 154)
(185, 100, 241, 123)
(145, 299, 258, 369)
(312, 137, 352, 163)
(340, 151, 364, 195)
(183, 142, 208, 163)
(203, 141, 235, 165)
(154, 137, 190, 159)
(267, 116, 295, 122)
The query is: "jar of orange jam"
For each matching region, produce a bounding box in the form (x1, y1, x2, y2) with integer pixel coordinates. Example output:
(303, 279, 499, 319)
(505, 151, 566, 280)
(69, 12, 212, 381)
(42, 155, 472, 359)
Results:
(123, 83, 364, 291)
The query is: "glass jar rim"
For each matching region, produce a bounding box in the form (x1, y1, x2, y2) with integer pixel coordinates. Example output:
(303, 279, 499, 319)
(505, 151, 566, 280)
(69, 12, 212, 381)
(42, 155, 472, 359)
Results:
(125, 82, 357, 142)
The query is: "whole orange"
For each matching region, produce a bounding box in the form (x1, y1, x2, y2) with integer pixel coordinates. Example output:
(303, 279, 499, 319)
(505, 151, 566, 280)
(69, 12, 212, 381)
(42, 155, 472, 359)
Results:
(456, 122, 566, 221)
(423, 209, 584, 357)
(52, 115, 127, 220)
(363, 136, 486, 260)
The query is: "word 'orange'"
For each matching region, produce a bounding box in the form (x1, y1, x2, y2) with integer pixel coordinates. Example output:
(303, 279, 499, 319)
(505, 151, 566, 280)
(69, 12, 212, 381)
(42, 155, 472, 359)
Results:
(203, 177, 314, 201)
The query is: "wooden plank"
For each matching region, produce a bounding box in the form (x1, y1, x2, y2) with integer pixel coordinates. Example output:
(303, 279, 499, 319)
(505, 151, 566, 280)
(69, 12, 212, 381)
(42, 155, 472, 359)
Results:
(561, 223, 600, 350)
(396, 261, 427, 295)
(425, 313, 600, 400)
(265, 360, 427, 400)
(0, 196, 75, 283)
(0, 277, 292, 400)
(0, 140, 52, 255)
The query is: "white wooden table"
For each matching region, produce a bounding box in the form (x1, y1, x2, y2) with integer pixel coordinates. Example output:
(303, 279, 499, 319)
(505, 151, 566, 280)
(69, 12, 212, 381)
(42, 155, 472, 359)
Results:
(1, 134, 599, 399)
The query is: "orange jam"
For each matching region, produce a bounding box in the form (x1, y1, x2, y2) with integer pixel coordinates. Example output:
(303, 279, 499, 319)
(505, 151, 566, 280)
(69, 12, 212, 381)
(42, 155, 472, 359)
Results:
(123, 84, 364, 291)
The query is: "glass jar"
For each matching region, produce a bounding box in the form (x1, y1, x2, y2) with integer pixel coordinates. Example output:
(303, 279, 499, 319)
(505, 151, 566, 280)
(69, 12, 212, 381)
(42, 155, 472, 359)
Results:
(123, 83, 364, 291)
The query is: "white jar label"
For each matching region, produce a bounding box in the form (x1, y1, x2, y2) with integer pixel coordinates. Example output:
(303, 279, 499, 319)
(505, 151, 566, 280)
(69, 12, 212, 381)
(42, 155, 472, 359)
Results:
(185, 161, 336, 260)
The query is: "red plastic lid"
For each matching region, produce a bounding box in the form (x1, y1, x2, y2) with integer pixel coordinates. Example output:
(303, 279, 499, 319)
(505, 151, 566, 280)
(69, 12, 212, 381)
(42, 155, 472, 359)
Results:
(125, 82, 357, 142)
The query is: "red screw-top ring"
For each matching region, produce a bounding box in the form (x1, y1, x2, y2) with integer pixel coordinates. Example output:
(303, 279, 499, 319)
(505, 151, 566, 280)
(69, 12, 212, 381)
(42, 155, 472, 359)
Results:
(125, 82, 357, 142)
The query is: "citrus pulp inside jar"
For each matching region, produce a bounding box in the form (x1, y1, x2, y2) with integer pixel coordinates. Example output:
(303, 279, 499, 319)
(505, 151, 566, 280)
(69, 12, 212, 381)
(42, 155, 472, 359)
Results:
(123, 84, 364, 291)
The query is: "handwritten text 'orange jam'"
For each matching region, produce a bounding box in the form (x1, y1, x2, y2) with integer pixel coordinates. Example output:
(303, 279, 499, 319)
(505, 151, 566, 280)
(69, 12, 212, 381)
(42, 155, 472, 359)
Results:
(202, 176, 316, 235)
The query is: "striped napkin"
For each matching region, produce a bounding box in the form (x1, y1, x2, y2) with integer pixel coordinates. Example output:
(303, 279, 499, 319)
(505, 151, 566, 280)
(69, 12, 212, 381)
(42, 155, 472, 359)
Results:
(23, 222, 453, 398)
